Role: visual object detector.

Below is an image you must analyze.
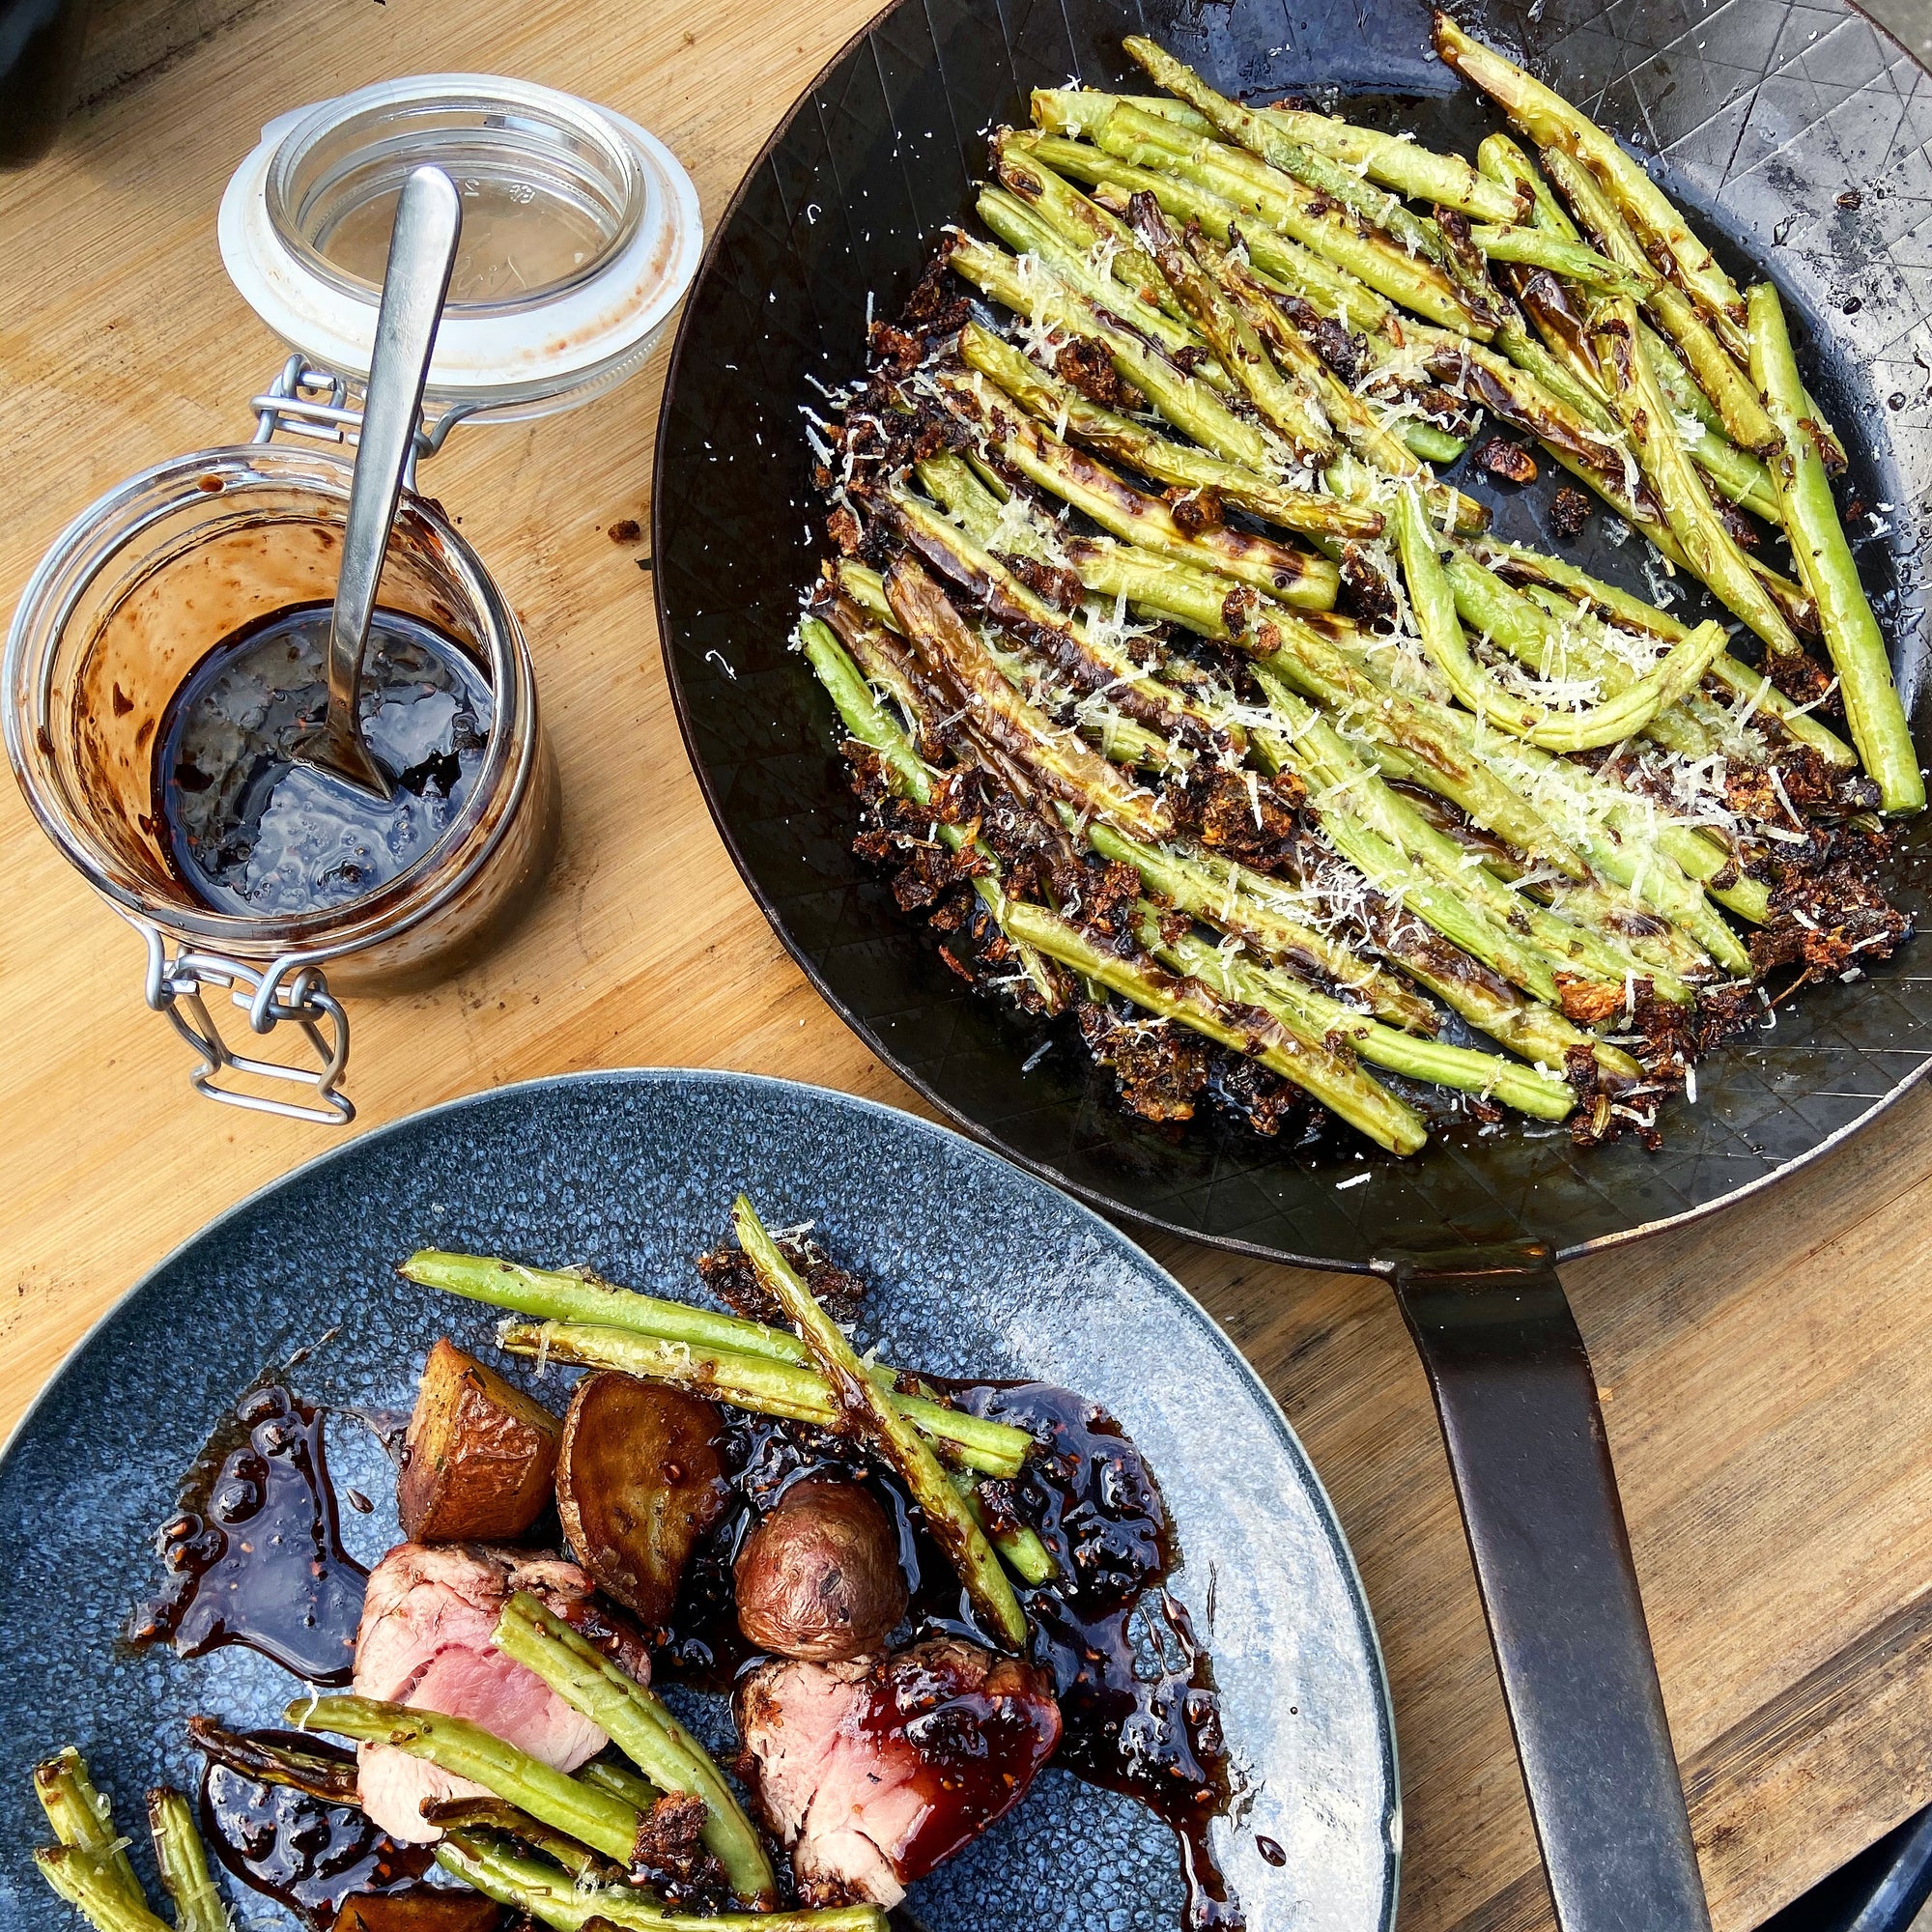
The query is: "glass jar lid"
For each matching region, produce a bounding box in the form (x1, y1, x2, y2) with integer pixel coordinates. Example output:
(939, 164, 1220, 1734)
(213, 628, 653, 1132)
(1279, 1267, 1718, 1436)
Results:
(219, 73, 702, 419)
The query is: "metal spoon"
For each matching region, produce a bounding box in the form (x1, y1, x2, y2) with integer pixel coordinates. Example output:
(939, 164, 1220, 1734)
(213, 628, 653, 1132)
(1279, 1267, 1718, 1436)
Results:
(295, 164, 463, 800)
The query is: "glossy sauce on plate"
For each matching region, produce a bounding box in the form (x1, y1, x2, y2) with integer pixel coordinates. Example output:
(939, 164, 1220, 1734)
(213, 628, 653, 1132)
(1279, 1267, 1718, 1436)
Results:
(156, 602, 492, 917)
(129, 1381, 367, 1684)
(137, 1374, 1241, 1925)
(200, 1743, 435, 1923)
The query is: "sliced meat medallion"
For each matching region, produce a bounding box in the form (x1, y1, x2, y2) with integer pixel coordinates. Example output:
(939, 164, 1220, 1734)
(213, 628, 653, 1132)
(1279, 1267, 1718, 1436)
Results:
(352, 1542, 634, 1843)
(735, 1638, 1061, 1906)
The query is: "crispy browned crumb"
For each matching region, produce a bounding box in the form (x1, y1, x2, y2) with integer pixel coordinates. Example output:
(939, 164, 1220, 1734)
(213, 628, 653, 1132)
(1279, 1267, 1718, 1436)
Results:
(1219, 582, 1264, 646)
(992, 549, 1084, 611)
(1176, 767, 1307, 868)
(1338, 542, 1399, 629)
(1765, 648, 1837, 710)
(1748, 825, 1911, 981)
(867, 320, 926, 374)
(1724, 744, 1879, 821)
(630, 1794, 727, 1905)
(1078, 1000, 1210, 1122)
(1054, 333, 1146, 411)
(899, 253, 973, 335)
(1553, 972, 1627, 1026)
(697, 1235, 867, 1327)
(1420, 387, 1480, 439)
(1166, 486, 1225, 534)
(1562, 1044, 1655, 1149)
(848, 757, 987, 914)
(826, 503, 864, 555)
(1067, 856, 1149, 956)
(1204, 1051, 1315, 1137)
(1550, 486, 1593, 536)
(1475, 436, 1538, 484)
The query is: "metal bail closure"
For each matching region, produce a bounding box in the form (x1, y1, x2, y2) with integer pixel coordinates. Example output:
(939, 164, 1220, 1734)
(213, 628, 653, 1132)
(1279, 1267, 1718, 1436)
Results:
(135, 923, 354, 1125)
(218, 73, 703, 423)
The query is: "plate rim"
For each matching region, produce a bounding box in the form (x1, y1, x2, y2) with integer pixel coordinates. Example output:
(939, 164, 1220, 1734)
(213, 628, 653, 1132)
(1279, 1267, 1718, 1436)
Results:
(645, 0, 1932, 1274)
(0, 1064, 1403, 1931)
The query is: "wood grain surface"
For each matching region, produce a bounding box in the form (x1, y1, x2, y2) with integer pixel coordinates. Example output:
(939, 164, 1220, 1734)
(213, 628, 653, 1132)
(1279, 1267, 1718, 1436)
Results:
(3, 2, 1930, 1928)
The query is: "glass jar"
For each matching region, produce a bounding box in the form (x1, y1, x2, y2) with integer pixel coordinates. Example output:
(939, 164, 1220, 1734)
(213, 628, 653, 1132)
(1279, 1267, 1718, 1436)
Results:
(5, 444, 556, 1122)
(3, 73, 699, 1122)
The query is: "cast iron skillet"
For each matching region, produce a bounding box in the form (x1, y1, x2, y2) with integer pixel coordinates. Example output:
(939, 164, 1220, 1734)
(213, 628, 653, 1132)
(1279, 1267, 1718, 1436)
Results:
(654, 0, 1932, 1274)
(653, 3, 1932, 1926)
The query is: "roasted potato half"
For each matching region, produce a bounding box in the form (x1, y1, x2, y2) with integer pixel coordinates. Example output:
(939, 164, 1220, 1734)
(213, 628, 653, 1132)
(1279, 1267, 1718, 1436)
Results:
(331, 1891, 507, 1929)
(556, 1373, 729, 1626)
(396, 1339, 562, 1543)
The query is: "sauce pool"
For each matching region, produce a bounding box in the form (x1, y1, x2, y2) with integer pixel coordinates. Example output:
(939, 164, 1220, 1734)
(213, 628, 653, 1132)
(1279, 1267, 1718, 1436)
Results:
(199, 1743, 435, 1924)
(128, 1381, 367, 1684)
(965, 1381, 1242, 1932)
(141, 1377, 1244, 1927)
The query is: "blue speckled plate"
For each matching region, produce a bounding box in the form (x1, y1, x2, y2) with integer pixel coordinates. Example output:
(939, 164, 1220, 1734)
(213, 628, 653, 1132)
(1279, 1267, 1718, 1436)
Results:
(0, 1072, 1397, 1932)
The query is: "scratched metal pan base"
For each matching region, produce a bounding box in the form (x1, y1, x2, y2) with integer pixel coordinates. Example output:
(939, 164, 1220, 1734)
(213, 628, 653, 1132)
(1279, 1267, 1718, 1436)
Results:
(653, 0, 1932, 1268)
(0, 1072, 1399, 1932)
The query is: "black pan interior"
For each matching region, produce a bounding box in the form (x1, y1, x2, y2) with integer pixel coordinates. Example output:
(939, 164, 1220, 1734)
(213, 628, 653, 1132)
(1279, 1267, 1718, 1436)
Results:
(653, 0, 1932, 1268)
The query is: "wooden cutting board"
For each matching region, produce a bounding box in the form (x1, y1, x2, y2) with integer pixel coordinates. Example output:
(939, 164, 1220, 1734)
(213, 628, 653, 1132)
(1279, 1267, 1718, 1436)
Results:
(2, 2, 1929, 1927)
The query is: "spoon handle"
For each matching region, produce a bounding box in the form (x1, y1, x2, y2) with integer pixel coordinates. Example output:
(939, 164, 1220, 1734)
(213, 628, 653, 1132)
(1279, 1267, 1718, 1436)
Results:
(326, 167, 463, 742)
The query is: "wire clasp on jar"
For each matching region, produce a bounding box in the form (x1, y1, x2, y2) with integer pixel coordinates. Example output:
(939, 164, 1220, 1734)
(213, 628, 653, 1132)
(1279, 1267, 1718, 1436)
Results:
(135, 923, 354, 1124)
(249, 353, 478, 487)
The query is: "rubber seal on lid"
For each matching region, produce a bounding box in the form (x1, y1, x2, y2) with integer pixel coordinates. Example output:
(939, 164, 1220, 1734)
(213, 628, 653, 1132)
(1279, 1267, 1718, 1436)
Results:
(218, 73, 703, 421)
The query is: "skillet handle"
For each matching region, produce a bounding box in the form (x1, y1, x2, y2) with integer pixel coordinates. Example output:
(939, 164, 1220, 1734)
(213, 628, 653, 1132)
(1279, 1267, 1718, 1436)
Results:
(1389, 1248, 1711, 1932)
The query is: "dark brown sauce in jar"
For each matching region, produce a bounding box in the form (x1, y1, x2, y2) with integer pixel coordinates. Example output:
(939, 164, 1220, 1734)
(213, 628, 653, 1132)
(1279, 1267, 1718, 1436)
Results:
(155, 601, 492, 917)
(656, 1380, 1242, 1928)
(128, 1380, 367, 1683)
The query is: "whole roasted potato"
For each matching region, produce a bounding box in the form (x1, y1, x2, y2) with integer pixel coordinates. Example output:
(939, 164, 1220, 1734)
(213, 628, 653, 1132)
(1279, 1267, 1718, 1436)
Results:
(556, 1374, 730, 1627)
(734, 1478, 907, 1662)
(396, 1340, 561, 1543)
